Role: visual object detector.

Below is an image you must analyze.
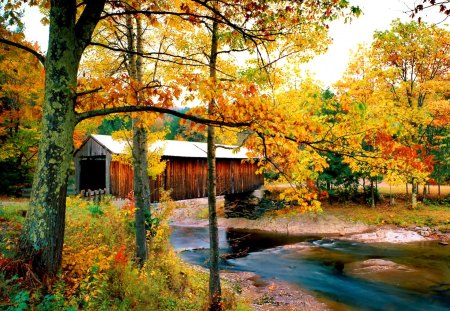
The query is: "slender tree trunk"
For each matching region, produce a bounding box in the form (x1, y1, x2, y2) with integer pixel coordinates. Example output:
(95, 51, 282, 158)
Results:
(207, 16, 222, 311)
(327, 181, 332, 205)
(127, 15, 150, 266)
(370, 179, 375, 208)
(438, 183, 441, 199)
(406, 182, 409, 195)
(389, 184, 395, 205)
(423, 184, 427, 200)
(411, 178, 417, 209)
(19, 0, 105, 276)
(362, 178, 366, 204)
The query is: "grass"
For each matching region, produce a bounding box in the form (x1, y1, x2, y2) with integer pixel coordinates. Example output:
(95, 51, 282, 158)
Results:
(340, 183, 450, 231)
(324, 202, 450, 232)
(0, 197, 250, 310)
(264, 183, 450, 232)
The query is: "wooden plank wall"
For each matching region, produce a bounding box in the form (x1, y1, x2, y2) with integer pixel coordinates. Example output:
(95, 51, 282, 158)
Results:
(110, 157, 264, 201)
(110, 161, 134, 199)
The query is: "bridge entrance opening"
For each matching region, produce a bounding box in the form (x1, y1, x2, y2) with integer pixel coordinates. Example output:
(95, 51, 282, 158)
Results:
(79, 156, 106, 191)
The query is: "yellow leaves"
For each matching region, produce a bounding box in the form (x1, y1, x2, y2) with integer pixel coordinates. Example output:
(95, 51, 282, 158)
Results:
(62, 197, 135, 299)
(126, 91, 138, 106)
(61, 243, 112, 293)
(277, 186, 322, 213)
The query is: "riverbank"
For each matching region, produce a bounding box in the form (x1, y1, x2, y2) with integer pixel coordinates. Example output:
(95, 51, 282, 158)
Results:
(187, 264, 329, 311)
(222, 271, 329, 311)
(170, 197, 449, 243)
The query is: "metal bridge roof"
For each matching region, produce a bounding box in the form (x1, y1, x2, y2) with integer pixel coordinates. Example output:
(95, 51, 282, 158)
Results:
(90, 134, 250, 159)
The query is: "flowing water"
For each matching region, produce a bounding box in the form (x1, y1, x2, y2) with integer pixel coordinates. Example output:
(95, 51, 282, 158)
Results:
(170, 225, 450, 311)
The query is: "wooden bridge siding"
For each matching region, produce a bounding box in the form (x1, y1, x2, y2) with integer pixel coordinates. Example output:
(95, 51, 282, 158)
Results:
(165, 158, 207, 200)
(110, 161, 133, 199)
(232, 160, 264, 193)
(110, 162, 162, 202)
(110, 157, 263, 201)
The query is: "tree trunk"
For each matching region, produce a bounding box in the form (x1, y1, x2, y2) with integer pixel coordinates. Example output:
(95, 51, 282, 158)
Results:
(411, 178, 417, 209)
(207, 16, 222, 311)
(18, 1, 89, 276)
(362, 178, 365, 204)
(207, 124, 221, 310)
(127, 15, 150, 266)
(389, 184, 395, 205)
(370, 179, 375, 208)
(438, 183, 441, 198)
(406, 182, 409, 195)
(133, 124, 150, 265)
(327, 181, 332, 205)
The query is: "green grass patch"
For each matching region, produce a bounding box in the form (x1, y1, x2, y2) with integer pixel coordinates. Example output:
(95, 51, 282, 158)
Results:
(324, 202, 450, 232)
(0, 202, 28, 224)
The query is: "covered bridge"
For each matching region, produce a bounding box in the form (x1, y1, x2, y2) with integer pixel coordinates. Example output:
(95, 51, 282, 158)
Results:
(74, 134, 264, 201)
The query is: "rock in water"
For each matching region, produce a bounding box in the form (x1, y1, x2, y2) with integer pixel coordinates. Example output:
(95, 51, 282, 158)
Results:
(348, 229, 426, 243)
(345, 259, 413, 274)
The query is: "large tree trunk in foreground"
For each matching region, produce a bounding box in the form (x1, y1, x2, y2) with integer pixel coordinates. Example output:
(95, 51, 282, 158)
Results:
(19, 0, 104, 276)
(208, 16, 222, 311)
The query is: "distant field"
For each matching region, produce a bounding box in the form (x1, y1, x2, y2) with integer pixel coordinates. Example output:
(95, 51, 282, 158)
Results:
(377, 183, 450, 198)
(266, 182, 450, 198)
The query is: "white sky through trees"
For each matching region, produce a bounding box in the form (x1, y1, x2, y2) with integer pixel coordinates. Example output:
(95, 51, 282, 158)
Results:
(22, 0, 449, 87)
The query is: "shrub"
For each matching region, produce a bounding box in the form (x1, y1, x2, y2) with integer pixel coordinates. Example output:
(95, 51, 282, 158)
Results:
(0, 196, 249, 310)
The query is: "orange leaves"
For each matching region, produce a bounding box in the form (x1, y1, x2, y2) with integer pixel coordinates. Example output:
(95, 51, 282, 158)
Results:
(75, 75, 181, 115)
(113, 245, 128, 268)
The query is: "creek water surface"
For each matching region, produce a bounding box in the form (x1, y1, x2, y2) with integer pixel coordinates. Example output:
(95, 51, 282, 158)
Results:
(170, 225, 450, 311)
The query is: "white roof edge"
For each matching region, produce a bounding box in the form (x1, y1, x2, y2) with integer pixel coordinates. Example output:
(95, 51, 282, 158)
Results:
(88, 134, 251, 159)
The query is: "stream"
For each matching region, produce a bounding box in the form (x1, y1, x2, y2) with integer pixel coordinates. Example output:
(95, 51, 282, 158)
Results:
(170, 225, 450, 311)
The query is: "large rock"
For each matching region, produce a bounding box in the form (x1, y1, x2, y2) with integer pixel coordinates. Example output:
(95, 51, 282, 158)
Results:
(345, 259, 413, 274)
(344, 259, 442, 291)
(347, 229, 426, 243)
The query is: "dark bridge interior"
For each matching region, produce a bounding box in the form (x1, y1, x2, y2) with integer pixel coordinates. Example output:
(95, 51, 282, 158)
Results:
(79, 156, 106, 191)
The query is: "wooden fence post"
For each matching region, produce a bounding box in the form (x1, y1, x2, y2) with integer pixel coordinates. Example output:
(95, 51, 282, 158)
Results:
(94, 190, 99, 203)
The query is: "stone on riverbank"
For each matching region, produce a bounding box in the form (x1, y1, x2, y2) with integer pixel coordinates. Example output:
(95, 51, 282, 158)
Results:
(346, 229, 425, 243)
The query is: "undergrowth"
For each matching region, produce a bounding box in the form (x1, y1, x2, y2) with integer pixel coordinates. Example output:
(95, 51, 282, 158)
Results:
(0, 195, 249, 310)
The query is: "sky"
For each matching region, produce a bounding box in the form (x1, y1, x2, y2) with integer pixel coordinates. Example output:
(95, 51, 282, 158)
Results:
(22, 0, 448, 87)
(301, 0, 449, 86)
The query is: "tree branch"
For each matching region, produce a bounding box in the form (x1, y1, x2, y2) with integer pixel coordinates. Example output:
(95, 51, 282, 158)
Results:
(75, 105, 252, 128)
(75, 0, 107, 53)
(0, 38, 46, 66)
(76, 87, 103, 97)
